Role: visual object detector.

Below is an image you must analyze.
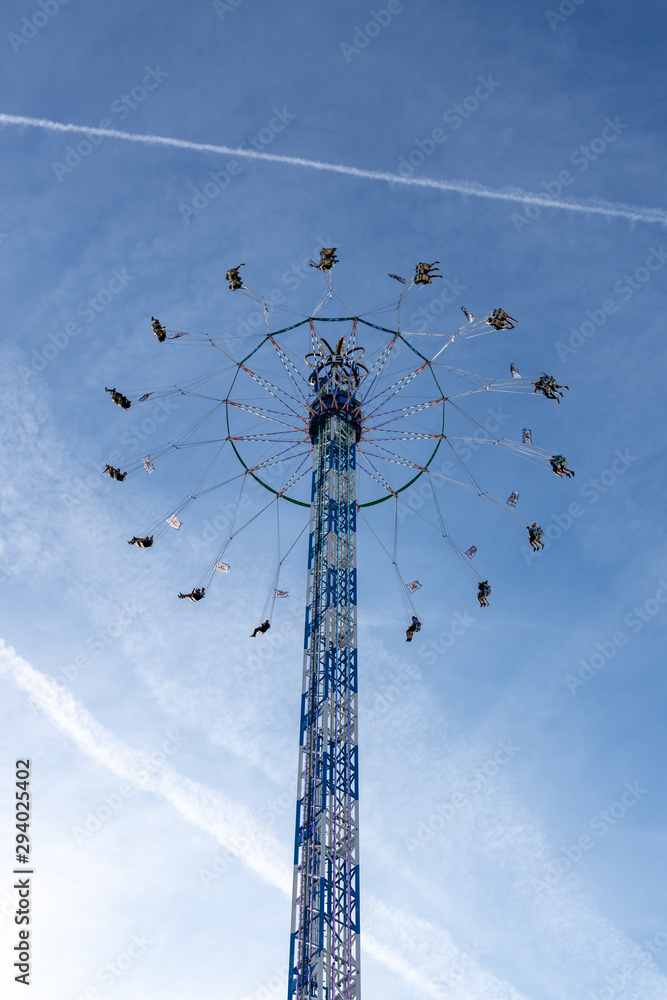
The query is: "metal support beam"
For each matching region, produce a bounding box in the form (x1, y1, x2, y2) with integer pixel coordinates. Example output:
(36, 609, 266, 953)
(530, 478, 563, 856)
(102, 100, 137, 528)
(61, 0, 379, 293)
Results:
(288, 409, 360, 1000)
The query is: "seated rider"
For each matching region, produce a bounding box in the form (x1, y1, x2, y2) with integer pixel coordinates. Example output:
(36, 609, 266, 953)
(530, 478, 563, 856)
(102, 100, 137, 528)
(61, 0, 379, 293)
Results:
(178, 588, 205, 602)
(105, 387, 131, 409)
(128, 535, 153, 548)
(104, 464, 127, 482)
(533, 373, 569, 402)
(526, 523, 544, 551)
(533, 378, 555, 400)
(486, 309, 516, 330)
(549, 454, 575, 478)
(414, 261, 442, 285)
(251, 619, 271, 637)
(477, 580, 491, 607)
(226, 265, 245, 290)
(318, 248, 338, 270)
(405, 615, 422, 642)
(151, 317, 167, 342)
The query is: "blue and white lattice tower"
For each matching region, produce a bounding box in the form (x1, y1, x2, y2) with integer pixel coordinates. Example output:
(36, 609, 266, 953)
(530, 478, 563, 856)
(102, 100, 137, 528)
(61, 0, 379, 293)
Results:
(288, 339, 364, 1000)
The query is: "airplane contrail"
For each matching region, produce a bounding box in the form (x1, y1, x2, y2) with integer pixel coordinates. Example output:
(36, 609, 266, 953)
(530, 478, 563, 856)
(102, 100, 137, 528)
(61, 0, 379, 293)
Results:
(1, 111, 666, 227)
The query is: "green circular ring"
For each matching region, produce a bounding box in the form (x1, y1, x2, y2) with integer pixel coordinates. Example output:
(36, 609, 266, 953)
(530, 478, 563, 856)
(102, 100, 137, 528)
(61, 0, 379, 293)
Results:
(225, 316, 447, 508)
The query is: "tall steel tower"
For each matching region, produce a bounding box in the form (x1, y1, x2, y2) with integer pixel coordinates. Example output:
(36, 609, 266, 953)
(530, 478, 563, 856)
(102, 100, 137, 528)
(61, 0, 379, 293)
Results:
(288, 341, 364, 1000)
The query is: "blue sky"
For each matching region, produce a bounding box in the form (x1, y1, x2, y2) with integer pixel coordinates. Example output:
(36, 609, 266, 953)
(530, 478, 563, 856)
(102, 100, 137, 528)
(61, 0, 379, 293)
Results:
(1, 1, 666, 998)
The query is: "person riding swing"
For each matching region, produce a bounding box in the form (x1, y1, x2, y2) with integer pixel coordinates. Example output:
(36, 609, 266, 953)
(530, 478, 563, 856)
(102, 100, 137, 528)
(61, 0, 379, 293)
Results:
(104, 464, 127, 482)
(226, 265, 245, 290)
(414, 261, 442, 285)
(151, 317, 167, 342)
(405, 616, 422, 642)
(549, 454, 575, 478)
(486, 309, 516, 330)
(251, 620, 271, 637)
(533, 373, 569, 402)
(526, 523, 544, 551)
(128, 535, 153, 548)
(105, 387, 131, 409)
(178, 588, 205, 602)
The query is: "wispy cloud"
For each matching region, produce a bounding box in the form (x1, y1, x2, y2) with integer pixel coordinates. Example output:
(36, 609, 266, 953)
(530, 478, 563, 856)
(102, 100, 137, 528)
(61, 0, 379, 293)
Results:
(0, 639, 290, 894)
(2, 112, 666, 226)
(5, 633, 667, 1000)
(0, 638, 529, 1000)
(364, 899, 526, 1000)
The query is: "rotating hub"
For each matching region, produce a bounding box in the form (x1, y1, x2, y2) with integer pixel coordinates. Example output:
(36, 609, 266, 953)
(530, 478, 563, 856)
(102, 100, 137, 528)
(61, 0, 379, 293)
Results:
(308, 391, 363, 443)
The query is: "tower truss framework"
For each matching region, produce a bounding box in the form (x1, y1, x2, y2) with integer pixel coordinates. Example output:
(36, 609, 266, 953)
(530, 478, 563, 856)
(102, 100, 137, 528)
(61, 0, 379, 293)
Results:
(288, 384, 361, 999)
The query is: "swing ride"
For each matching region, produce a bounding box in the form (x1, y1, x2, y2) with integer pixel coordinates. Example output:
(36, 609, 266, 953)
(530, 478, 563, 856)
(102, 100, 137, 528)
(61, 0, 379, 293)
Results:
(103, 250, 572, 1000)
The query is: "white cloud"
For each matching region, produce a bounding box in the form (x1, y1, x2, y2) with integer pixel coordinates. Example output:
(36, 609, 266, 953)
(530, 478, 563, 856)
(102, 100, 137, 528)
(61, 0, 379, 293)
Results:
(0, 639, 532, 1000)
